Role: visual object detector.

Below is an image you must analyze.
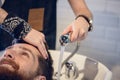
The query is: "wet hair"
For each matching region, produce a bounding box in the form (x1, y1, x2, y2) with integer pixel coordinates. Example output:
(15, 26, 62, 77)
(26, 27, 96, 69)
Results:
(13, 39, 54, 80)
(37, 50, 53, 80)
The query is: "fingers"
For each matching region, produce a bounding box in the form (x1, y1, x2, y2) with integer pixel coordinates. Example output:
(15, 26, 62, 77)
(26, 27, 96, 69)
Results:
(70, 23, 78, 42)
(23, 28, 48, 59)
(71, 27, 87, 42)
(40, 32, 46, 42)
(36, 33, 48, 59)
(63, 22, 88, 42)
(37, 41, 48, 59)
(62, 25, 72, 35)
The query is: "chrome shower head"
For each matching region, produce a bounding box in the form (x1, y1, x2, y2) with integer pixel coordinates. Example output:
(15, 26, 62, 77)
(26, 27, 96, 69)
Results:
(59, 34, 70, 46)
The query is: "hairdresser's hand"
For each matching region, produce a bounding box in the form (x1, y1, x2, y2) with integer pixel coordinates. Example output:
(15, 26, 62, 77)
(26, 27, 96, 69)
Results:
(23, 28, 48, 59)
(62, 17, 89, 42)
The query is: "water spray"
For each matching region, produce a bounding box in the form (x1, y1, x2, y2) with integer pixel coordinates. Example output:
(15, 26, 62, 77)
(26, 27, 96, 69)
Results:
(57, 34, 70, 80)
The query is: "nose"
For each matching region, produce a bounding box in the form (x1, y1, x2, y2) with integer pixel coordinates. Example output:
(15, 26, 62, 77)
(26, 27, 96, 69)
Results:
(3, 50, 15, 60)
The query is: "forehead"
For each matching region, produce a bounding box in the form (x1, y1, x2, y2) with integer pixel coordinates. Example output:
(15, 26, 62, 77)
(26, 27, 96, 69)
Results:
(11, 43, 40, 56)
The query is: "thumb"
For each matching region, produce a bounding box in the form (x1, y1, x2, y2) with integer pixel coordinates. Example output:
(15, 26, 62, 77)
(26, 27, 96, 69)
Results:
(62, 25, 73, 35)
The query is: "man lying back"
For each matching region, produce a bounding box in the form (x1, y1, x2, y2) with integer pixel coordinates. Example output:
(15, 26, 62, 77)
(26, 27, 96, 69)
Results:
(0, 40, 53, 80)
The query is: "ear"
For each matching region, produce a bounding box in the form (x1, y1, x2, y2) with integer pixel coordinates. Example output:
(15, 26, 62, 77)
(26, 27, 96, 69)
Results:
(39, 76, 46, 80)
(35, 75, 46, 80)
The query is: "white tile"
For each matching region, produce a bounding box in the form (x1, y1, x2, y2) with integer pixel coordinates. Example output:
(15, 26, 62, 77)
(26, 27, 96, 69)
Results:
(119, 16, 120, 27)
(85, 0, 106, 12)
(88, 25, 106, 39)
(106, 1, 120, 14)
(105, 27, 120, 41)
(82, 38, 116, 53)
(93, 12, 119, 27)
(116, 42, 120, 55)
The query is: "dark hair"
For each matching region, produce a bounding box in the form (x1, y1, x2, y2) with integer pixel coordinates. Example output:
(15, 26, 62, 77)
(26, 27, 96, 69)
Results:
(15, 39, 54, 80)
(37, 51, 53, 80)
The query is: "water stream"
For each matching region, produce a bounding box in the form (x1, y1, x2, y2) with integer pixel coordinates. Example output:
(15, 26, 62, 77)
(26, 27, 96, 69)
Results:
(57, 45, 65, 80)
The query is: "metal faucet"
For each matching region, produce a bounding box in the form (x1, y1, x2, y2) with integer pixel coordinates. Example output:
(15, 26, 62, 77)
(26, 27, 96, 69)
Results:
(65, 61, 79, 80)
(56, 34, 80, 80)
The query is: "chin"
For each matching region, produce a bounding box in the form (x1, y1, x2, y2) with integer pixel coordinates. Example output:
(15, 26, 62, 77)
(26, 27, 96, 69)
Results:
(0, 66, 22, 80)
(0, 66, 34, 80)
(0, 64, 16, 72)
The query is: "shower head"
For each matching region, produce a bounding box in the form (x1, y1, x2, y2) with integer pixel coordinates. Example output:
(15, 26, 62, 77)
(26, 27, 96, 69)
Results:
(59, 34, 70, 46)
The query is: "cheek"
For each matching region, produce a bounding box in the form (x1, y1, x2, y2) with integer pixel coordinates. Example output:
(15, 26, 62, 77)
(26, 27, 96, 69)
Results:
(17, 57, 38, 74)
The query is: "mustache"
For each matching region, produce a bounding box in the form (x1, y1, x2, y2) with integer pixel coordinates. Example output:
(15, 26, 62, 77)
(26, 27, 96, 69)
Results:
(0, 59, 19, 71)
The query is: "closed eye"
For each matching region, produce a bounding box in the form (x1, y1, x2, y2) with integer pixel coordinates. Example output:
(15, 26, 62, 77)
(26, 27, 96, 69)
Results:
(21, 52, 29, 58)
(19, 46, 35, 60)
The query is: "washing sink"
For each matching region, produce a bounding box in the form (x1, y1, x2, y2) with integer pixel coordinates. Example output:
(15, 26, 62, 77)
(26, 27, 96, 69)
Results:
(49, 50, 112, 80)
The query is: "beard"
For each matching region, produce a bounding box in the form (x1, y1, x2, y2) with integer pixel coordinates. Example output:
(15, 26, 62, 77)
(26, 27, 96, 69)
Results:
(0, 59, 35, 80)
(0, 66, 22, 80)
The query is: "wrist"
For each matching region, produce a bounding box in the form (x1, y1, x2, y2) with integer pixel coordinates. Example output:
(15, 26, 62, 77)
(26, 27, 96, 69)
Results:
(75, 15, 93, 32)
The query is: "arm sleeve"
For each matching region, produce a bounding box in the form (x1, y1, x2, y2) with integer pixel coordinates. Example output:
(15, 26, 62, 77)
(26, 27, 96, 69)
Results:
(0, 12, 31, 39)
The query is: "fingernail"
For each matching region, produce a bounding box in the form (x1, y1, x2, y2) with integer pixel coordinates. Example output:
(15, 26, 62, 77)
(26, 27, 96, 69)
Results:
(45, 56, 48, 59)
(45, 54, 48, 59)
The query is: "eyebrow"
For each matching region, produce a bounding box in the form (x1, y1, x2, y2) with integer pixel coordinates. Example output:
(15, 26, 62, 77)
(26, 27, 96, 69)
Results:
(19, 46, 32, 54)
(19, 46, 35, 60)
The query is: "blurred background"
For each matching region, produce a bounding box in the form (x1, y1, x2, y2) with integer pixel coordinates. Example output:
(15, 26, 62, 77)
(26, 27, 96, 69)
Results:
(56, 0, 120, 80)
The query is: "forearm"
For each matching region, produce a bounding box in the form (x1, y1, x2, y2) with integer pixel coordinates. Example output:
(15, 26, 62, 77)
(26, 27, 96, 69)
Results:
(0, 8, 31, 39)
(68, 0, 93, 19)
